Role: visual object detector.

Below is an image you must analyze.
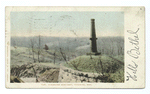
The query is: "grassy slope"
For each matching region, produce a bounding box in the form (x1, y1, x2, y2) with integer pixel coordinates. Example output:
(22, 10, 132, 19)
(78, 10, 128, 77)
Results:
(64, 55, 124, 82)
(10, 46, 61, 67)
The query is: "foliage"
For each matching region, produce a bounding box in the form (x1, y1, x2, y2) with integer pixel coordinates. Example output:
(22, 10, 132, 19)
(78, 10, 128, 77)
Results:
(64, 55, 124, 82)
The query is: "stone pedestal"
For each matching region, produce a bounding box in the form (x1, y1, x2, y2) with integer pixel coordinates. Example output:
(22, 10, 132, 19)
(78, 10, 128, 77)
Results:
(86, 52, 101, 55)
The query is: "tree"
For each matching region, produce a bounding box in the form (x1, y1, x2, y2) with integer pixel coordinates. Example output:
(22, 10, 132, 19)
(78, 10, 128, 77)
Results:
(27, 47, 31, 58)
(59, 48, 68, 64)
(30, 65, 38, 82)
(109, 38, 114, 55)
(94, 56, 104, 76)
(53, 50, 56, 64)
(30, 39, 36, 63)
(70, 60, 80, 71)
(37, 35, 41, 63)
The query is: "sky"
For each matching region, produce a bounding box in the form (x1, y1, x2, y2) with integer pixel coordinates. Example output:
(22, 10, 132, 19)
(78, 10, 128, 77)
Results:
(11, 12, 124, 37)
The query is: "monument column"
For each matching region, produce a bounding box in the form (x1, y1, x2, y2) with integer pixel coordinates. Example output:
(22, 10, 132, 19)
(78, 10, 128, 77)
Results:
(87, 19, 100, 55)
(90, 19, 98, 53)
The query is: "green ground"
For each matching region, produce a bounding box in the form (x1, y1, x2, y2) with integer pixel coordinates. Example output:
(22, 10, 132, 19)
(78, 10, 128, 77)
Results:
(11, 46, 124, 83)
(64, 55, 124, 82)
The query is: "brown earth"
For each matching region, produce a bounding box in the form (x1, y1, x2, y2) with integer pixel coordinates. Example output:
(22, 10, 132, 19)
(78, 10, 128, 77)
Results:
(11, 63, 60, 83)
(39, 68, 60, 82)
(10, 76, 24, 83)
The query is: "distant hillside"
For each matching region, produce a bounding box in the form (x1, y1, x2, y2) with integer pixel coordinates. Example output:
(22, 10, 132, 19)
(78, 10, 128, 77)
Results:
(11, 36, 124, 56)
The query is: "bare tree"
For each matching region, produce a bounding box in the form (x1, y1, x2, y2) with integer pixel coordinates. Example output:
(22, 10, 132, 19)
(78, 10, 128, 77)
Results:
(94, 56, 104, 76)
(27, 47, 31, 58)
(99, 57, 104, 76)
(110, 38, 114, 55)
(116, 39, 123, 55)
(37, 35, 41, 63)
(53, 50, 56, 64)
(59, 48, 68, 64)
(26, 64, 38, 82)
(30, 39, 36, 63)
(31, 65, 38, 82)
(70, 60, 80, 71)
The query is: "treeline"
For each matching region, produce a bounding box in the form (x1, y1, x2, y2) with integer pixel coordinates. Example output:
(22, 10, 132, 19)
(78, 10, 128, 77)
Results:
(11, 36, 124, 56)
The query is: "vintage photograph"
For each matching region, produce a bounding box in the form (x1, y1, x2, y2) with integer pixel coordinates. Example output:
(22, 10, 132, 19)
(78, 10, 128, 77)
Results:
(5, 6, 145, 88)
(10, 11, 124, 83)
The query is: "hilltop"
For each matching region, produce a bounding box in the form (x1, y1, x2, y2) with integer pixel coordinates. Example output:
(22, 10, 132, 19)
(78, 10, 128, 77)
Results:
(64, 55, 124, 82)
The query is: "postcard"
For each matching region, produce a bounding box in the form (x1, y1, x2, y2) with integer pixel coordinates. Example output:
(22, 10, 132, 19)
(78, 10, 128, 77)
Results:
(5, 6, 145, 88)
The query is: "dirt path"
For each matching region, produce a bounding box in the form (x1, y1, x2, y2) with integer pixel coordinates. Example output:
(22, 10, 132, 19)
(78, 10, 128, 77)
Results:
(20, 78, 37, 83)
(58, 63, 102, 83)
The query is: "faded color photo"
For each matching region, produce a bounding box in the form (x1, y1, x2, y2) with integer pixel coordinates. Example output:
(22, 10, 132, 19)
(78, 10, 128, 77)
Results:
(10, 12, 124, 83)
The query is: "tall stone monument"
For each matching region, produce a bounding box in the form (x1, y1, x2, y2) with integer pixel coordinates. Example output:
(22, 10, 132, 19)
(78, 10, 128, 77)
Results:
(87, 19, 100, 55)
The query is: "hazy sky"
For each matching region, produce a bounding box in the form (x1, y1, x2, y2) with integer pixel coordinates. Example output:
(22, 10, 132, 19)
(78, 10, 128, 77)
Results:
(11, 12, 124, 37)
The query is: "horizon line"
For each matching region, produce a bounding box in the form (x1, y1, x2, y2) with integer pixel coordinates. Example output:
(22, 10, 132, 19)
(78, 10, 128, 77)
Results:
(11, 35, 124, 38)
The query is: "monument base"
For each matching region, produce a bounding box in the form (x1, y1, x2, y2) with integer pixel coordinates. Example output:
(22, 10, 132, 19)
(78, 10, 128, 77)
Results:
(86, 52, 101, 55)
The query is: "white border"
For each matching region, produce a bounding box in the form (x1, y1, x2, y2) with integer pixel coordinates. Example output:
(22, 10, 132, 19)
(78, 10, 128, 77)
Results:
(5, 6, 145, 89)
(0, 0, 150, 93)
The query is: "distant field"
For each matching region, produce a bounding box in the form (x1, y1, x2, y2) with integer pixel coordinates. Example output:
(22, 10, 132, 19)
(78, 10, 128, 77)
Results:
(11, 36, 124, 56)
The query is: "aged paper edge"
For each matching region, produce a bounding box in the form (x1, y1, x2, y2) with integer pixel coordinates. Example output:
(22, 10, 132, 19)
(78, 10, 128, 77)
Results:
(5, 6, 145, 88)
